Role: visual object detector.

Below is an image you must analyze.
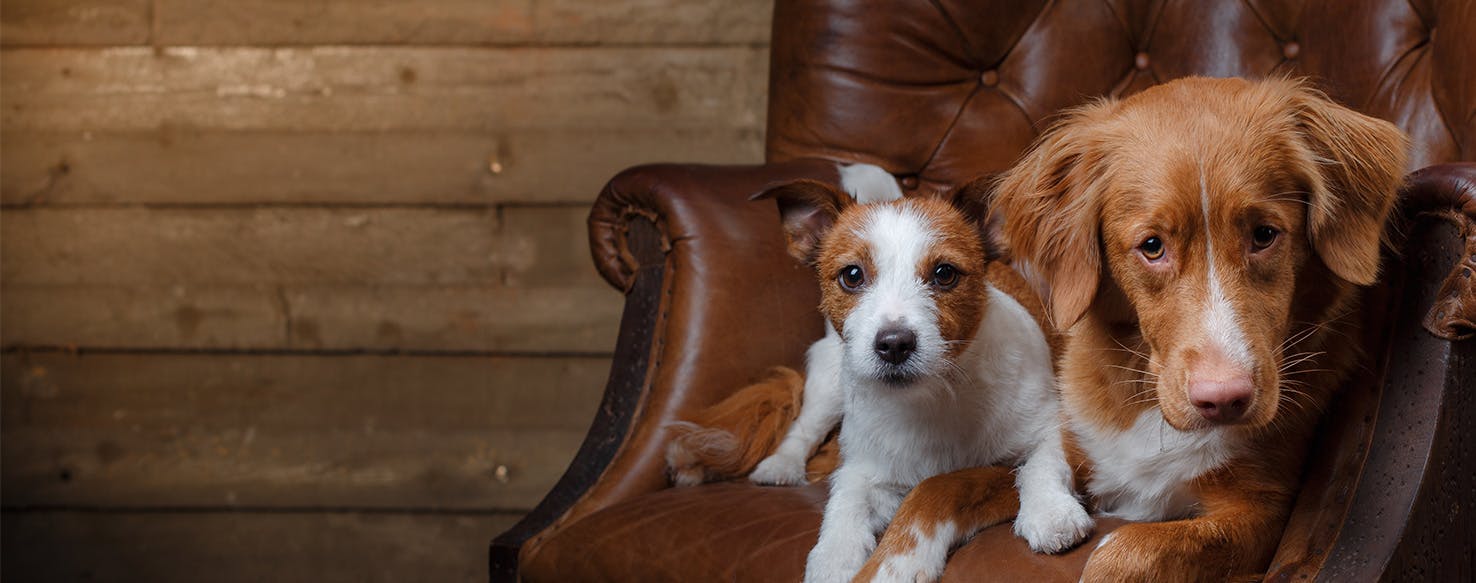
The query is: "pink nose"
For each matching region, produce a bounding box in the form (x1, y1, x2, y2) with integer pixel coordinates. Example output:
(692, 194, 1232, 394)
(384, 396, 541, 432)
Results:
(1189, 378, 1254, 423)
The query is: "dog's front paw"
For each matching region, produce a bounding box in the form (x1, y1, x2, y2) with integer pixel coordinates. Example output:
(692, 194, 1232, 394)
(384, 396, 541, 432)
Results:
(750, 452, 807, 486)
(862, 550, 945, 583)
(1014, 495, 1093, 554)
(803, 553, 862, 583)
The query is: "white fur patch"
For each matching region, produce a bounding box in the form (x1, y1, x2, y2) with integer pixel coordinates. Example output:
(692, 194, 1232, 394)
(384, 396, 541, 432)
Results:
(843, 204, 942, 380)
(873, 521, 957, 583)
(1199, 162, 1252, 368)
(810, 282, 1062, 581)
(1070, 408, 1239, 521)
(839, 163, 905, 204)
(1014, 429, 1093, 553)
(751, 322, 844, 486)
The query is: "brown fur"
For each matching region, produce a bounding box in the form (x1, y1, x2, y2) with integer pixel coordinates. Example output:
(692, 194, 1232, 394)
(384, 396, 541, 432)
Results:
(990, 77, 1408, 581)
(852, 467, 1020, 583)
(665, 366, 839, 486)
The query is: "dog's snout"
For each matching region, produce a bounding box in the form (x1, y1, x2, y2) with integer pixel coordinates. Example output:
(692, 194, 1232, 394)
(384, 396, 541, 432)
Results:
(1189, 378, 1253, 423)
(873, 327, 917, 366)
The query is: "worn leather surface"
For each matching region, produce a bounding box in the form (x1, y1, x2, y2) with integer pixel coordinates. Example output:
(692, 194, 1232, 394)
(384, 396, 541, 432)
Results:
(1402, 163, 1476, 340)
(522, 161, 845, 565)
(522, 480, 1126, 583)
(767, 0, 1474, 192)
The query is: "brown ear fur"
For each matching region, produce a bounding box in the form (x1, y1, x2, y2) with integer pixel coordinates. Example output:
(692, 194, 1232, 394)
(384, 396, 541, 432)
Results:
(943, 176, 1002, 260)
(1290, 85, 1410, 286)
(753, 179, 854, 265)
(989, 100, 1118, 328)
(664, 367, 807, 487)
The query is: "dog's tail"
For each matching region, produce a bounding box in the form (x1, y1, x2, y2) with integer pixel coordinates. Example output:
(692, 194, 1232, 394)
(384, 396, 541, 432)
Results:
(665, 366, 836, 487)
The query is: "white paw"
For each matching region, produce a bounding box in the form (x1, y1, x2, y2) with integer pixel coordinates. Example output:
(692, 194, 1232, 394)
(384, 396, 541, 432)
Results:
(1014, 496, 1094, 554)
(750, 452, 808, 486)
(872, 554, 943, 583)
(803, 554, 859, 583)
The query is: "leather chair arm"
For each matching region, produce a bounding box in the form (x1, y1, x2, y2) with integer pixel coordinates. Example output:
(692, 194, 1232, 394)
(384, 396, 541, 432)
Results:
(491, 159, 842, 580)
(1283, 162, 1475, 582)
(1400, 163, 1476, 341)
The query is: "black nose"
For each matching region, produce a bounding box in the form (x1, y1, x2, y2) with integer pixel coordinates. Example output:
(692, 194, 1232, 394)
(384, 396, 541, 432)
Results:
(874, 328, 917, 365)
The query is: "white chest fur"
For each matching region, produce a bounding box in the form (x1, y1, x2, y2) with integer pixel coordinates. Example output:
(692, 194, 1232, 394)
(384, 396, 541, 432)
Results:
(837, 286, 1058, 488)
(1070, 409, 1240, 521)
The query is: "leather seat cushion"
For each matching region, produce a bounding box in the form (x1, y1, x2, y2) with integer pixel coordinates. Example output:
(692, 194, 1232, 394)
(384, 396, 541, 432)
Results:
(521, 480, 1127, 582)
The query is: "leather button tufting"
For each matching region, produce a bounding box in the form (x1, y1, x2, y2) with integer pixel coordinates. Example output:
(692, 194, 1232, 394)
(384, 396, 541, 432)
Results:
(980, 70, 999, 87)
(900, 175, 919, 189)
(1135, 52, 1150, 70)
(1282, 42, 1301, 60)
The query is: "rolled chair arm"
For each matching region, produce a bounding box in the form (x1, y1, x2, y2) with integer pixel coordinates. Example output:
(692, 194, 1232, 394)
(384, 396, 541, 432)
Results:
(1269, 163, 1475, 582)
(490, 159, 843, 580)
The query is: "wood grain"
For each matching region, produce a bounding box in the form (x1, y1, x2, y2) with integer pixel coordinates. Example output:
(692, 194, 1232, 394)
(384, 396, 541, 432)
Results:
(0, 128, 764, 205)
(1, 283, 623, 352)
(0, 206, 601, 287)
(0, 0, 149, 46)
(2, 352, 608, 509)
(283, 284, 622, 352)
(145, 0, 773, 46)
(0, 47, 769, 132)
(1, 511, 523, 582)
(0, 285, 287, 349)
(153, 0, 535, 46)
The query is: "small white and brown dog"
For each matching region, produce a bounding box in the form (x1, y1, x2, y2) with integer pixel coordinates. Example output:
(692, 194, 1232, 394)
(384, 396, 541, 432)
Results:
(751, 164, 1092, 583)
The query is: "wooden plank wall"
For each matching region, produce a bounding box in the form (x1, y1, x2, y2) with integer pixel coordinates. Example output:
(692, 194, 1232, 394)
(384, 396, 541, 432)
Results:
(0, 1, 771, 580)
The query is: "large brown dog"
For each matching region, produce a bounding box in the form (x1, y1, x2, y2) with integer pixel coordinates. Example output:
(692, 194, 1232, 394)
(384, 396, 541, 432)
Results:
(862, 77, 1409, 582)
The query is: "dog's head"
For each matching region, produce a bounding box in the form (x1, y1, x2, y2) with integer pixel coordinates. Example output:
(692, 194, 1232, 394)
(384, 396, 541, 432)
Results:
(756, 180, 994, 389)
(993, 77, 1408, 430)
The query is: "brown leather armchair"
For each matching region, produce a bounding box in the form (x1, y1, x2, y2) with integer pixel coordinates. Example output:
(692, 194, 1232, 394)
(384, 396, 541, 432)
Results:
(492, 1, 1476, 580)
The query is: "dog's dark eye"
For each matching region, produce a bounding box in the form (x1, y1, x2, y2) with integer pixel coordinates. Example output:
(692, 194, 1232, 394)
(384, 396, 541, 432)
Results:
(838, 265, 865, 291)
(1139, 236, 1165, 261)
(1251, 225, 1279, 251)
(932, 264, 960, 289)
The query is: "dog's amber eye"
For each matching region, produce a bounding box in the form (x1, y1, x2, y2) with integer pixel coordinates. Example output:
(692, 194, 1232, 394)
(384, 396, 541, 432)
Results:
(838, 265, 865, 291)
(932, 264, 960, 289)
(1139, 236, 1165, 261)
(1251, 225, 1279, 251)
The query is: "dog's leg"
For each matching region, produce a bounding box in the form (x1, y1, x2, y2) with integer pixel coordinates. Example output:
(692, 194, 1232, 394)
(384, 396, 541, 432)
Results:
(1081, 472, 1290, 583)
(806, 466, 900, 583)
(853, 467, 1020, 583)
(1013, 426, 1093, 553)
(752, 324, 844, 485)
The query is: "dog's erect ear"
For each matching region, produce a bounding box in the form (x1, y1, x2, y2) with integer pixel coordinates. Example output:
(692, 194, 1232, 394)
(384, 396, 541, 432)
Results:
(989, 101, 1116, 328)
(752, 179, 854, 265)
(1291, 86, 1410, 286)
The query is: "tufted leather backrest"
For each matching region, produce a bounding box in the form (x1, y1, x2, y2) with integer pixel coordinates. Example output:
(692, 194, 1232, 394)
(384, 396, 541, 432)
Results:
(765, 0, 1475, 193)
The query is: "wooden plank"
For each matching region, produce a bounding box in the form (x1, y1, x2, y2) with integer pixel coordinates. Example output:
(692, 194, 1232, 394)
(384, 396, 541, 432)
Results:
(0, 128, 765, 205)
(0, 206, 603, 287)
(1, 511, 522, 582)
(152, 0, 535, 46)
(149, 0, 772, 46)
(0, 0, 150, 46)
(533, 0, 773, 45)
(0, 285, 286, 349)
(0, 47, 769, 132)
(284, 284, 622, 352)
(1, 283, 623, 352)
(1, 352, 608, 508)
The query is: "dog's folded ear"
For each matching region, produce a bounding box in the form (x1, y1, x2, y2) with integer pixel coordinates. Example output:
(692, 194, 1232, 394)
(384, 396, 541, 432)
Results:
(1291, 85, 1411, 286)
(944, 177, 1003, 261)
(990, 101, 1117, 328)
(753, 179, 853, 265)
